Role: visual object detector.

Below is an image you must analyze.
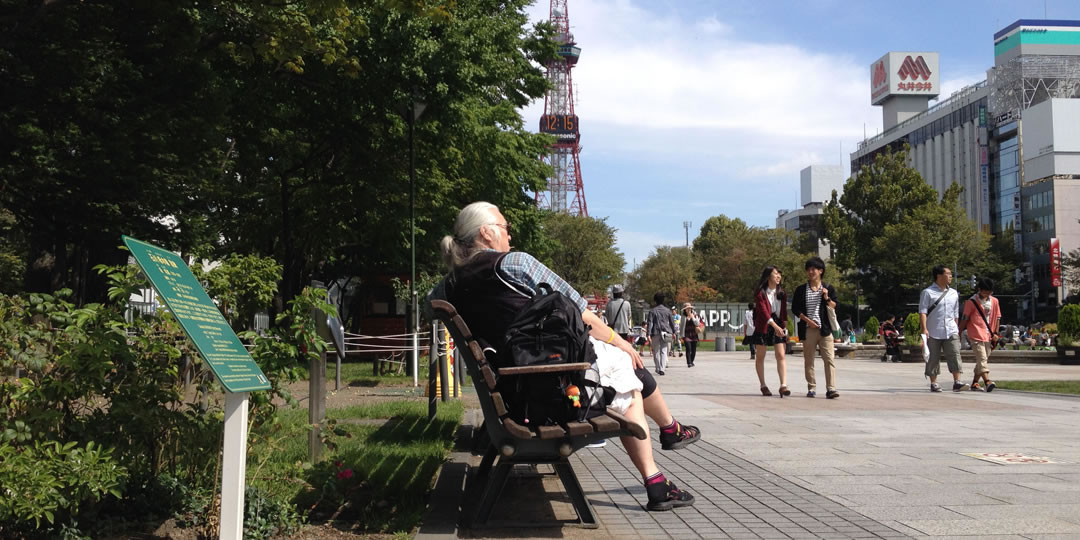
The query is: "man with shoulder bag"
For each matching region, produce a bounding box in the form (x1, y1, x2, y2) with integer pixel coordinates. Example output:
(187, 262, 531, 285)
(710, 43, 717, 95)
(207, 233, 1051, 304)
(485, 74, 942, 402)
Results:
(919, 265, 970, 393)
(646, 293, 676, 376)
(958, 277, 1001, 392)
(605, 285, 633, 342)
(791, 257, 840, 399)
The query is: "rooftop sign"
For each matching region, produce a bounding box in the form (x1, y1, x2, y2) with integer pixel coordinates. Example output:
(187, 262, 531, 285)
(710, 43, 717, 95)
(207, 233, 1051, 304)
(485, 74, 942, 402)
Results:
(870, 52, 940, 105)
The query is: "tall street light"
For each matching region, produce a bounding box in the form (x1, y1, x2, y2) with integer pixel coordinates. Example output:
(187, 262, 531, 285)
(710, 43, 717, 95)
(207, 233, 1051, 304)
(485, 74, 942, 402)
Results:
(408, 98, 427, 386)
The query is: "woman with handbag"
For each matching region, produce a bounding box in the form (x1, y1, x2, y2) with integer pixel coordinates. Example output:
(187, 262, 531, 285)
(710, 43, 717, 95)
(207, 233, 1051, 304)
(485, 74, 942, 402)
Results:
(682, 303, 702, 368)
(751, 266, 790, 397)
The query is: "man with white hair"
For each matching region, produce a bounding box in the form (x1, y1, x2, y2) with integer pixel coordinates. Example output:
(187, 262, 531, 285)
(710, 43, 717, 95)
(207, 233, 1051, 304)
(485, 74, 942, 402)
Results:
(428, 201, 699, 511)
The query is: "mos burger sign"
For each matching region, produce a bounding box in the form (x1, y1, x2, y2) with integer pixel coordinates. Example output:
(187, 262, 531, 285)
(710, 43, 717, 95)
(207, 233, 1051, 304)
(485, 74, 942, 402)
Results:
(870, 52, 940, 105)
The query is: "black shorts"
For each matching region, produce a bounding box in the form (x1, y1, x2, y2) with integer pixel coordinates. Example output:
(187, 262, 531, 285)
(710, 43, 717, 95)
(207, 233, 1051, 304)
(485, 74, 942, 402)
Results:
(750, 327, 787, 346)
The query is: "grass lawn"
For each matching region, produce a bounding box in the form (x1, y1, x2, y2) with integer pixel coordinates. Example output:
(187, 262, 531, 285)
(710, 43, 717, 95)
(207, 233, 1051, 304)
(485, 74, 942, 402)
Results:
(247, 399, 464, 535)
(994, 380, 1080, 395)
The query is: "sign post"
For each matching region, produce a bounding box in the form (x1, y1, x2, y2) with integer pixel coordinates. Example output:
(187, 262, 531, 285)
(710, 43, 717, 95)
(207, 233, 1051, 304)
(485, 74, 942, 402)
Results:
(123, 236, 271, 540)
(221, 391, 249, 540)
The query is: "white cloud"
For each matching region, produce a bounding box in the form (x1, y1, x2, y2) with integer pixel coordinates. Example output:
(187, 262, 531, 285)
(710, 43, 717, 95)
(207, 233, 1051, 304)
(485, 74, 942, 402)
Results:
(525, 0, 882, 141)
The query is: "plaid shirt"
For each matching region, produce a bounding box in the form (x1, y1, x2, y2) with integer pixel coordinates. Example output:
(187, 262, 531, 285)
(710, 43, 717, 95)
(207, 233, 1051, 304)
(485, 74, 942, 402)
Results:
(496, 251, 588, 312)
(426, 250, 587, 315)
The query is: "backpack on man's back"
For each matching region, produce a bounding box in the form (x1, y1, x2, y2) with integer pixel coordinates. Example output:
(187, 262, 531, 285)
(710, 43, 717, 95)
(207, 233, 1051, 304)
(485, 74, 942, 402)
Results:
(500, 284, 607, 427)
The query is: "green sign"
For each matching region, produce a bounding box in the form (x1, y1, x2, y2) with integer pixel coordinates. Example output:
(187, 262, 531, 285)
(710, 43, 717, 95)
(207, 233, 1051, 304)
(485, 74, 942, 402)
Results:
(979, 105, 987, 127)
(123, 236, 271, 393)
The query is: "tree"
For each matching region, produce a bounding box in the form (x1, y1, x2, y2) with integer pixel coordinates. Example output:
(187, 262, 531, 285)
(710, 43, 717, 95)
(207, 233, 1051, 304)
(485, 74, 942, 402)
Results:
(193, 254, 283, 331)
(822, 146, 1009, 313)
(201, 0, 557, 302)
(1063, 247, 1080, 303)
(539, 213, 625, 296)
(627, 247, 700, 307)
(692, 215, 811, 302)
(1, 0, 557, 310)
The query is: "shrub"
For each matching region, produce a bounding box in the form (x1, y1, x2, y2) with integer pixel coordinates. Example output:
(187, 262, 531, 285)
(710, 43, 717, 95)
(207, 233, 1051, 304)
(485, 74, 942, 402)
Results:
(1059, 304, 1080, 346)
(865, 316, 880, 335)
(0, 440, 125, 533)
(903, 313, 921, 345)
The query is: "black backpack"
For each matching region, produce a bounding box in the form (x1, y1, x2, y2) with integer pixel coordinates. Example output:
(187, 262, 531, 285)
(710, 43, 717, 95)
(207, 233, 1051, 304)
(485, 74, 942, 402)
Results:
(500, 284, 608, 426)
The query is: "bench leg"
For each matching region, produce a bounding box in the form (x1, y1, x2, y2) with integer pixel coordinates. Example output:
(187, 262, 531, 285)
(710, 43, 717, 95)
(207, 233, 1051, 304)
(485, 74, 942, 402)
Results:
(473, 460, 512, 526)
(554, 461, 598, 528)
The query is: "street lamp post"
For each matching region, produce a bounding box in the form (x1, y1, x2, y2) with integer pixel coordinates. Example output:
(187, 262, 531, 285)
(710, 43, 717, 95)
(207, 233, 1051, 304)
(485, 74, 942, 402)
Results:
(407, 98, 427, 387)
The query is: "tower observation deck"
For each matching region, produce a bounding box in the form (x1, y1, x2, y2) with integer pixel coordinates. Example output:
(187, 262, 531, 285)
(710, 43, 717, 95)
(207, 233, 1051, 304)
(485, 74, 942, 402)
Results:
(536, 0, 588, 217)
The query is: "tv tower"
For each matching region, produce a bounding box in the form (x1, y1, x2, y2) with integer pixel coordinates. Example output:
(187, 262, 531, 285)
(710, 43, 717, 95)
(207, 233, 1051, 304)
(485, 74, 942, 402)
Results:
(536, 0, 587, 217)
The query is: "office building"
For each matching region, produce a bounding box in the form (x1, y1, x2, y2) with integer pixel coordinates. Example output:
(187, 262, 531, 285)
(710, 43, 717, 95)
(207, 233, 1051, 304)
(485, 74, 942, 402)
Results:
(776, 165, 844, 259)
(851, 20, 1080, 316)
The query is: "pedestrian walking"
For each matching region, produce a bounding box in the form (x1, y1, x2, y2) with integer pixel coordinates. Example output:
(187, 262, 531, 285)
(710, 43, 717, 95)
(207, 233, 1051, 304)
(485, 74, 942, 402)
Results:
(682, 303, 701, 367)
(751, 266, 790, 397)
(605, 285, 633, 342)
(959, 277, 1001, 392)
(646, 292, 676, 375)
(791, 256, 839, 399)
(919, 265, 970, 392)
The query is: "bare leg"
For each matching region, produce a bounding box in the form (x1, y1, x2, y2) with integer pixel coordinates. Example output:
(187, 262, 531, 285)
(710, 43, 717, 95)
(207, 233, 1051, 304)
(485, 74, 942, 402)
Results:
(642, 386, 674, 428)
(774, 343, 787, 387)
(619, 391, 659, 479)
(755, 344, 767, 386)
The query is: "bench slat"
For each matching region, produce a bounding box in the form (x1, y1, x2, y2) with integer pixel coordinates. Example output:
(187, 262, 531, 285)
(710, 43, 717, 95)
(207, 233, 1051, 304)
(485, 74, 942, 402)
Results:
(497, 362, 591, 376)
(566, 421, 593, 436)
(537, 425, 567, 439)
(588, 415, 621, 433)
(491, 392, 508, 417)
(604, 410, 647, 440)
(480, 365, 497, 390)
(502, 418, 534, 439)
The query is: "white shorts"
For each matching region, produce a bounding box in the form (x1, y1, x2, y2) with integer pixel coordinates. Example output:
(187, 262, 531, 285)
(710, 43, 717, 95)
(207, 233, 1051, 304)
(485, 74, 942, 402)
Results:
(587, 337, 644, 414)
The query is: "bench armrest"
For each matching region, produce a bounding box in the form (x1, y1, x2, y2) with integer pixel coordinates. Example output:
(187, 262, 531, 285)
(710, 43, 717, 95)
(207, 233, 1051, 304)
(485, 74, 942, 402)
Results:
(497, 362, 591, 376)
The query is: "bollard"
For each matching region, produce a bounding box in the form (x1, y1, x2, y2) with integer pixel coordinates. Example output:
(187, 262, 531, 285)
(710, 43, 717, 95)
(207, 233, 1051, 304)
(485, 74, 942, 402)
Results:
(439, 331, 449, 402)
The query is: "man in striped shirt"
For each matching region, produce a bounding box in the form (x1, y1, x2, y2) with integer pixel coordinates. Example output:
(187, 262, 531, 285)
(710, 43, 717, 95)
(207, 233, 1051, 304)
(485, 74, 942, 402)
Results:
(792, 257, 840, 399)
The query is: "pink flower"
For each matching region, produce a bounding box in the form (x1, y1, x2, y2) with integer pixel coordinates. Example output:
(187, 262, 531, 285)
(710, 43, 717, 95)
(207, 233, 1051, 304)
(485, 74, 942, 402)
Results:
(336, 469, 353, 480)
(335, 461, 343, 468)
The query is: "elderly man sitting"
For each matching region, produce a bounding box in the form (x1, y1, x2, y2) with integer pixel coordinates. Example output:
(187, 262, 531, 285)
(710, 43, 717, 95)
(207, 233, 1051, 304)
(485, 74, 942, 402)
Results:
(427, 201, 699, 511)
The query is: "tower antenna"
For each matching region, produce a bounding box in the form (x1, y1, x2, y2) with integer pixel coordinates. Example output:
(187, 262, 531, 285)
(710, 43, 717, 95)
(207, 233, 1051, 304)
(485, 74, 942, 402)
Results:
(536, 0, 588, 216)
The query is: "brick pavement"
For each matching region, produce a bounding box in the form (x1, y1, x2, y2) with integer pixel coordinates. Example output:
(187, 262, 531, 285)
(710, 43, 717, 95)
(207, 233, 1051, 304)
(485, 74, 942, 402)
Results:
(420, 350, 1080, 539)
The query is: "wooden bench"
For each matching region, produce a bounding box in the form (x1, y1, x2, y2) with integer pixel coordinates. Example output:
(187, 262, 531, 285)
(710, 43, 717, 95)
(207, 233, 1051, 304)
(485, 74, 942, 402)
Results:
(430, 299, 647, 528)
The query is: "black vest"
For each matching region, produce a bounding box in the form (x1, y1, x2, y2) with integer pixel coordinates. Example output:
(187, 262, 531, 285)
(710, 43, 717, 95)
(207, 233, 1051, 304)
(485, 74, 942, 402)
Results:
(445, 251, 531, 355)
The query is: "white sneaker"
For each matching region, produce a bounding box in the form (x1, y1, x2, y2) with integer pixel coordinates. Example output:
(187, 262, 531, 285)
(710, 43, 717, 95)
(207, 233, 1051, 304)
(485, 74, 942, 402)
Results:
(584, 440, 608, 449)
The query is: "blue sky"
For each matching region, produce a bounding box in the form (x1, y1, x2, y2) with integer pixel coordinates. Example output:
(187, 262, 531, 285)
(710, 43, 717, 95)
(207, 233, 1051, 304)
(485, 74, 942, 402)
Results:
(520, 0, 1080, 270)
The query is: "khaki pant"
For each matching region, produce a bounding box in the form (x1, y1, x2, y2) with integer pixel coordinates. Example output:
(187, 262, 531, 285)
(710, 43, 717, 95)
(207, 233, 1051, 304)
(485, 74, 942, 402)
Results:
(925, 335, 962, 377)
(972, 341, 992, 375)
(803, 330, 836, 391)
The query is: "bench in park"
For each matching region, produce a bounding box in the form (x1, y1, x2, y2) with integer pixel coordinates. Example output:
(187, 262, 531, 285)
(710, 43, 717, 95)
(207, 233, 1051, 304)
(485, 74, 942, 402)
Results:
(430, 299, 646, 528)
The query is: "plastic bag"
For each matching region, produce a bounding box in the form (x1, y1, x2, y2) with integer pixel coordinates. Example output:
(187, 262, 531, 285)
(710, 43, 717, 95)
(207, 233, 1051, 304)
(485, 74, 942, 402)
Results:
(921, 333, 930, 362)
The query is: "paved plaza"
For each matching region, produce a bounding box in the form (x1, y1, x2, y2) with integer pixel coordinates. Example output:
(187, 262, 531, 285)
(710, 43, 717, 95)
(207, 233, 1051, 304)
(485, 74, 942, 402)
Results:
(421, 349, 1080, 539)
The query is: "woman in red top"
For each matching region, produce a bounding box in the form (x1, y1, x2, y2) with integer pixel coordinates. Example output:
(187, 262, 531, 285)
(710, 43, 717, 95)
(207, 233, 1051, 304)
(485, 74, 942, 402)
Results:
(751, 266, 790, 397)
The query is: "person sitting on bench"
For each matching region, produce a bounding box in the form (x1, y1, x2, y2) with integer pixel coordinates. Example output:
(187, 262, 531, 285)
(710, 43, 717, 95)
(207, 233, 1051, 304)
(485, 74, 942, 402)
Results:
(427, 201, 700, 511)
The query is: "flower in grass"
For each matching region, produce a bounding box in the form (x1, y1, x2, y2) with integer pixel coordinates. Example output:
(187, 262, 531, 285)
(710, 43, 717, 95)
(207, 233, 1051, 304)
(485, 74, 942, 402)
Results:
(335, 460, 343, 468)
(336, 468, 353, 480)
